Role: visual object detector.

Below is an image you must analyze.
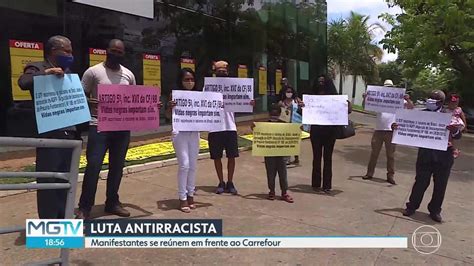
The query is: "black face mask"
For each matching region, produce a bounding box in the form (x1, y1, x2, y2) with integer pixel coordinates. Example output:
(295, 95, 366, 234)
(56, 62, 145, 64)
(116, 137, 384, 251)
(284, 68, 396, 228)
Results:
(216, 73, 228, 77)
(107, 53, 124, 67)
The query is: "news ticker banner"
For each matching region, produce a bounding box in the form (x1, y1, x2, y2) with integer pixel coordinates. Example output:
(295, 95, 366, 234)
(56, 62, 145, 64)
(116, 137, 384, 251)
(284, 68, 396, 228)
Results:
(143, 53, 161, 88)
(9, 39, 44, 101)
(203, 77, 254, 113)
(181, 58, 195, 71)
(89, 48, 107, 67)
(97, 84, 160, 132)
(26, 219, 408, 249)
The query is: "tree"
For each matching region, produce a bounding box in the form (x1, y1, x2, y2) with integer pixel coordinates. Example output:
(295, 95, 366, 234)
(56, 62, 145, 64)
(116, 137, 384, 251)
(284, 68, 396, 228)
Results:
(378, 61, 403, 86)
(328, 19, 350, 94)
(380, 0, 474, 104)
(345, 12, 384, 102)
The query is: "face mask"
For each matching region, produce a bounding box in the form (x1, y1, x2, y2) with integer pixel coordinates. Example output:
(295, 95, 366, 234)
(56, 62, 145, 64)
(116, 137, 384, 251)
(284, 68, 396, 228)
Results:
(107, 53, 124, 67)
(182, 81, 195, 90)
(56, 55, 74, 70)
(426, 98, 440, 111)
(216, 72, 228, 77)
(286, 93, 293, 99)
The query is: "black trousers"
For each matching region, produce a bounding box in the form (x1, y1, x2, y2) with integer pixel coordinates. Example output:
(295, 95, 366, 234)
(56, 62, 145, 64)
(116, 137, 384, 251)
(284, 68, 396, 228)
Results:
(406, 148, 454, 214)
(264, 156, 288, 193)
(310, 126, 337, 190)
(36, 131, 75, 219)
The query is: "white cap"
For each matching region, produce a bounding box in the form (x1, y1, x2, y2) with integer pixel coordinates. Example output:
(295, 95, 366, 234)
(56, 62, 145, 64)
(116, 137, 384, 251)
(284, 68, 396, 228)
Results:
(383, 79, 394, 87)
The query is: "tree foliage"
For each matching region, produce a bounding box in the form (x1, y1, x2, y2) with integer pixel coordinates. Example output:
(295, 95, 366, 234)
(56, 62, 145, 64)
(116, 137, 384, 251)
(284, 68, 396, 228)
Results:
(380, 0, 474, 104)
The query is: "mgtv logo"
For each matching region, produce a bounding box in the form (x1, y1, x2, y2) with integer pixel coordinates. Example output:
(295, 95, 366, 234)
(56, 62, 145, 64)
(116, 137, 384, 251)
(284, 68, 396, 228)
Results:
(26, 219, 83, 237)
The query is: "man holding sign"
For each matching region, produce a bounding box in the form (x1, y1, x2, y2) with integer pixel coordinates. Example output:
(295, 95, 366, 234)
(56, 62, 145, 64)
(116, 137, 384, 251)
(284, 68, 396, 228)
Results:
(76, 39, 143, 219)
(18, 35, 82, 219)
(362, 79, 414, 185)
(394, 90, 462, 222)
(208, 61, 255, 195)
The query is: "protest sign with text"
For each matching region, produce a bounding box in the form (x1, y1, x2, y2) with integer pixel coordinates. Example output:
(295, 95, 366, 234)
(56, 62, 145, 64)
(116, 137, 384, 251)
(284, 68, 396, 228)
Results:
(98, 85, 160, 132)
(172, 90, 224, 132)
(364, 85, 406, 113)
(252, 123, 302, 156)
(34, 74, 91, 134)
(302, 95, 348, 125)
(203, 77, 254, 113)
(392, 109, 451, 151)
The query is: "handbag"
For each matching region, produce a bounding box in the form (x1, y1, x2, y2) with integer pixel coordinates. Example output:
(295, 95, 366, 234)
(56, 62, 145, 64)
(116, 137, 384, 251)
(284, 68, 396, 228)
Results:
(336, 120, 356, 139)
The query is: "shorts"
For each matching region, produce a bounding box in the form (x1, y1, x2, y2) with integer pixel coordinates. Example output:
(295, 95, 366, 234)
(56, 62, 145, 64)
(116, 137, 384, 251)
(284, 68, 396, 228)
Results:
(208, 131, 239, 159)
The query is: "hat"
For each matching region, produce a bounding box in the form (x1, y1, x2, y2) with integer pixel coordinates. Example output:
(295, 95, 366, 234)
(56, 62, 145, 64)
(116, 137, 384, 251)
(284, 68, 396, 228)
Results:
(214, 61, 228, 71)
(383, 79, 394, 87)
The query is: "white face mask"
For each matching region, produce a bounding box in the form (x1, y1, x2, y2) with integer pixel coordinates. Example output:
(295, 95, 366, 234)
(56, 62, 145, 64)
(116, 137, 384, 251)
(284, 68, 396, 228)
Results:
(182, 81, 195, 90)
(285, 93, 293, 99)
(426, 98, 440, 111)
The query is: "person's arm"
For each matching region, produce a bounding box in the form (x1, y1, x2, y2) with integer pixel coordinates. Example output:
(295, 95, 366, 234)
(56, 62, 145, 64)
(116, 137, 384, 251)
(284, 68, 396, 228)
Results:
(460, 111, 468, 132)
(447, 125, 462, 140)
(18, 66, 42, 92)
(347, 100, 352, 114)
(165, 92, 175, 120)
(250, 122, 256, 130)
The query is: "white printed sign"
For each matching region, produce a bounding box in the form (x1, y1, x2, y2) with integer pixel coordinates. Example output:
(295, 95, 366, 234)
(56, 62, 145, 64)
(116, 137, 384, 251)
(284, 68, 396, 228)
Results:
(203, 77, 254, 113)
(365, 85, 406, 114)
(302, 95, 348, 125)
(172, 90, 224, 132)
(392, 109, 451, 151)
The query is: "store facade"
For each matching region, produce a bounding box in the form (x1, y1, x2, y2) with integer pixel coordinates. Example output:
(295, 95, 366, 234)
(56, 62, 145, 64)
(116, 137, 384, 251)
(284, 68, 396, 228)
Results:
(0, 0, 327, 136)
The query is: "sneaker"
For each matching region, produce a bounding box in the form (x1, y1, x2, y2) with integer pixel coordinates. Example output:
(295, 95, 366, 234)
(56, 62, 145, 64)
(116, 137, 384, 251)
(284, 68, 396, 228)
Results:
(267, 191, 276, 200)
(216, 181, 226, 194)
(362, 175, 373, 180)
(104, 204, 130, 217)
(403, 208, 415, 217)
(226, 182, 238, 195)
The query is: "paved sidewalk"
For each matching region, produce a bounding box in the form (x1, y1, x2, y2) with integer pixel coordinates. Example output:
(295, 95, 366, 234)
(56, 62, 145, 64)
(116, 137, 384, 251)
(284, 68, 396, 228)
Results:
(0, 113, 473, 265)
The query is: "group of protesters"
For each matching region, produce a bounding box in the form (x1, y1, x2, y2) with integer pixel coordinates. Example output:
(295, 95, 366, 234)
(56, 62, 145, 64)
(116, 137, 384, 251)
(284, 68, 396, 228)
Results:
(18, 35, 465, 223)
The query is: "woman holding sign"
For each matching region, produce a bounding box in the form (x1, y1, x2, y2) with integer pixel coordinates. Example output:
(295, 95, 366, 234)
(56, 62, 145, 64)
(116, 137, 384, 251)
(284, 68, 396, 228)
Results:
(166, 68, 200, 213)
(308, 75, 351, 193)
(278, 86, 302, 165)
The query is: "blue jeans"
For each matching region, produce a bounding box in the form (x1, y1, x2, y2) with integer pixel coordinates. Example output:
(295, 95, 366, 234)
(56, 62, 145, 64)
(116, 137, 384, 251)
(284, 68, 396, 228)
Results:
(79, 126, 130, 211)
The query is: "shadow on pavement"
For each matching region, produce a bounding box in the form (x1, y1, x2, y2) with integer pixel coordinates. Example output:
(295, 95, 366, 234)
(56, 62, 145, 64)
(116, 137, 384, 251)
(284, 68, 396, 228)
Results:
(374, 208, 437, 225)
(87, 203, 153, 219)
(287, 184, 343, 197)
(241, 193, 269, 201)
(14, 230, 25, 246)
(348, 176, 396, 188)
(156, 199, 213, 211)
(196, 186, 216, 194)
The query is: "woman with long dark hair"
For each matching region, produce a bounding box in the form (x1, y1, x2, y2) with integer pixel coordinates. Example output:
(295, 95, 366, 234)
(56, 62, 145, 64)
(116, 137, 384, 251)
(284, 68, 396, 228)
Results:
(166, 68, 200, 212)
(278, 86, 302, 165)
(310, 74, 346, 193)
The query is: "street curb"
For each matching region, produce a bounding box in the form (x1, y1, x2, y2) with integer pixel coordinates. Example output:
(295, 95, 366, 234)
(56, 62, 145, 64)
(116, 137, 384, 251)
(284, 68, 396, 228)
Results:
(0, 146, 253, 198)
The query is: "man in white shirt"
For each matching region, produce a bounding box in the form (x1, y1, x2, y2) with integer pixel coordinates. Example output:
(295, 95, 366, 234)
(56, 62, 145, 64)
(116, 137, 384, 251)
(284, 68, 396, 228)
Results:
(362, 79, 414, 184)
(76, 39, 136, 219)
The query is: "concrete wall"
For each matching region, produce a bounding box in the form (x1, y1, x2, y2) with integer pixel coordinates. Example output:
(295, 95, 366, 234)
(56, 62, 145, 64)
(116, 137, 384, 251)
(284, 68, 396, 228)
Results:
(333, 72, 366, 107)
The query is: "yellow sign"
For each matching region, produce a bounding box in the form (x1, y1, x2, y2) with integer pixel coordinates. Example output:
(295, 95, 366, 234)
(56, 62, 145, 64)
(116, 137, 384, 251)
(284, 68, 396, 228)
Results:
(89, 48, 106, 67)
(252, 122, 302, 156)
(258, 67, 267, 95)
(275, 69, 283, 94)
(181, 58, 195, 71)
(9, 39, 44, 101)
(241, 130, 309, 142)
(143, 53, 161, 88)
(238, 64, 248, 78)
(80, 138, 209, 168)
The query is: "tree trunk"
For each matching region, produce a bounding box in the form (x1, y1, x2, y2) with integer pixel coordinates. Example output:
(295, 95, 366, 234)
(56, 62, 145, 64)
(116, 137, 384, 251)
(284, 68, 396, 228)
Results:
(352, 74, 357, 103)
(338, 62, 343, 95)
